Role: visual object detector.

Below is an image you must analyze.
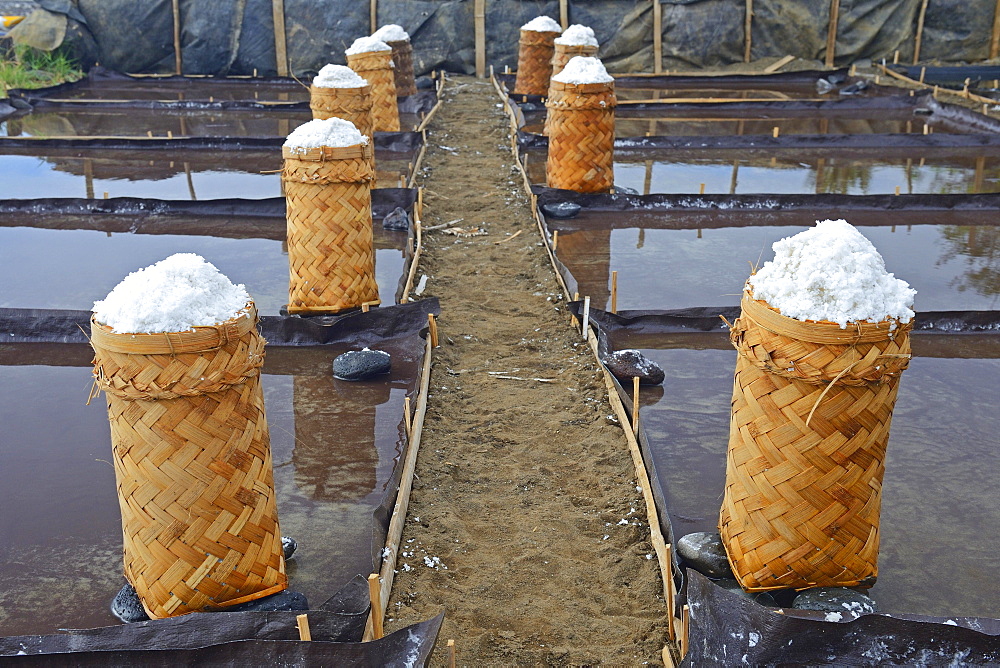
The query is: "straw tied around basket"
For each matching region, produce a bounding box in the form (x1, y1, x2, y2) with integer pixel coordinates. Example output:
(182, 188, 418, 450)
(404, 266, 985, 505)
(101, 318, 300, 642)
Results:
(347, 50, 400, 132)
(513, 29, 560, 95)
(90, 304, 287, 619)
(719, 292, 912, 591)
(309, 83, 374, 137)
(282, 142, 380, 314)
(545, 79, 616, 193)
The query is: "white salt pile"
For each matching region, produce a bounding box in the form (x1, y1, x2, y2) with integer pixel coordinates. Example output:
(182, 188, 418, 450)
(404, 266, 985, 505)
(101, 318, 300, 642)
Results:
(747, 219, 916, 329)
(551, 56, 614, 85)
(346, 36, 392, 55)
(555, 24, 598, 47)
(313, 63, 367, 89)
(521, 16, 562, 33)
(372, 24, 409, 43)
(93, 253, 250, 334)
(283, 118, 367, 151)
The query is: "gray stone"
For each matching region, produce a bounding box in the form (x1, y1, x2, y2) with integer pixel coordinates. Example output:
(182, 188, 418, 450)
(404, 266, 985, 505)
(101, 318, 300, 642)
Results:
(792, 587, 877, 620)
(676, 532, 733, 579)
(714, 578, 778, 607)
(603, 349, 665, 386)
(540, 201, 581, 219)
(333, 349, 391, 381)
(111, 582, 150, 623)
(223, 589, 308, 613)
(282, 535, 297, 560)
(614, 185, 639, 195)
(382, 206, 410, 231)
(415, 76, 434, 90)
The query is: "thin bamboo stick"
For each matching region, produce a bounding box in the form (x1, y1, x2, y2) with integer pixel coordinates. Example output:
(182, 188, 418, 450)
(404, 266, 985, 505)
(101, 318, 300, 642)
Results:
(427, 313, 439, 348)
(581, 296, 590, 339)
(825, 0, 841, 68)
(653, 0, 663, 74)
(744, 0, 753, 63)
(474, 0, 486, 78)
(552, 229, 559, 252)
(171, 0, 182, 75)
(681, 605, 690, 657)
(560, 0, 569, 29)
(763, 54, 794, 73)
(994, 0, 1000, 61)
(272, 0, 288, 77)
(611, 270, 618, 314)
(404, 396, 413, 440)
(370, 0, 377, 33)
(632, 376, 640, 436)
(296, 614, 312, 641)
(447, 639, 457, 667)
(914, 0, 930, 64)
(368, 574, 384, 639)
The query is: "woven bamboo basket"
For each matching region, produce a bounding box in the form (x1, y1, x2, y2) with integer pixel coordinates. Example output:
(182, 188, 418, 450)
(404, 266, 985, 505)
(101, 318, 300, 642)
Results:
(719, 289, 912, 591)
(513, 29, 560, 96)
(385, 38, 417, 97)
(346, 50, 400, 132)
(91, 304, 287, 619)
(282, 142, 380, 314)
(545, 79, 616, 193)
(543, 44, 600, 135)
(309, 83, 375, 138)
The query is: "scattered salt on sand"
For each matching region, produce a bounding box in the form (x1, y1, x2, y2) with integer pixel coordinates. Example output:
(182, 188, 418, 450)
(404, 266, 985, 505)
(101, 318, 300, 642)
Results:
(346, 36, 392, 55)
(372, 24, 409, 43)
(555, 24, 598, 47)
(313, 63, 368, 88)
(551, 56, 614, 85)
(283, 118, 367, 151)
(747, 219, 916, 329)
(93, 253, 250, 334)
(521, 16, 562, 33)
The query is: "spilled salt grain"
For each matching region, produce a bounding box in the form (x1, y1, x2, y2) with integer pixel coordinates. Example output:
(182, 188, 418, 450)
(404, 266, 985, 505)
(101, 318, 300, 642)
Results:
(552, 56, 614, 85)
(555, 24, 598, 47)
(372, 24, 409, 43)
(825, 612, 844, 622)
(346, 36, 391, 55)
(521, 16, 562, 33)
(283, 118, 367, 151)
(93, 253, 250, 334)
(747, 219, 915, 329)
(313, 63, 367, 88)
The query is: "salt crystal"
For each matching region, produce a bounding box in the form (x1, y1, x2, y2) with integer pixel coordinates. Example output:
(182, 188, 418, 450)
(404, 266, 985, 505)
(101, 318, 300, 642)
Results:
(551, 56, 614, 85)
(93, 253, 250, 334)
(372, 24, 409, 43)
(555, 24, 598, 47)
(283, 118, 367, 151)
(747, 219, 915, 329)
(521, 16, 562, 33)
(346, 36, 391, 55)
(313, 63, 367, 89)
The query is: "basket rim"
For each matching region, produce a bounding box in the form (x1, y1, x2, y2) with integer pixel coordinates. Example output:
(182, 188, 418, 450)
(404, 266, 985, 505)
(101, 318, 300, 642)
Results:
(549, 79, 615, 94)
(310, 82, 372, 94)
(282, 142, 373, 161)
(91, 302, 257, 354)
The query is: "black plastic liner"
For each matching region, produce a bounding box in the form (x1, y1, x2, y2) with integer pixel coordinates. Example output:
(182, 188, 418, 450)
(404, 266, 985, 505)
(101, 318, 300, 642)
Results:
(891, 64, 1000, 86)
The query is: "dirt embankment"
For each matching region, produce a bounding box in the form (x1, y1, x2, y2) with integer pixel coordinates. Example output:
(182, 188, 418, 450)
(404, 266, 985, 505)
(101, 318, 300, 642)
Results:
(383, 76, 668, 665)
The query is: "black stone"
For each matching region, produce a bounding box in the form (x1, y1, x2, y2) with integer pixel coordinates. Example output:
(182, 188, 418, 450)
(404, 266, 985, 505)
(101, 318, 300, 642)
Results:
(714, 578, 778, 607)
(540, 201, 581, 219)
(839, 80, 871, 96)
(676, 532, 733, 579)
(282, 535, 298, 560)
(382, 206, 410, 231)
(223, 589, 309, 614)
(792, 587, 878, 619)
(827, 72, 848, 85)
(603, 349, 665, 386)
(520, 102, 543, 112)
(333, 349, 391, 381)
(415, 76, 434, 90)
(111, 582, 150, 623)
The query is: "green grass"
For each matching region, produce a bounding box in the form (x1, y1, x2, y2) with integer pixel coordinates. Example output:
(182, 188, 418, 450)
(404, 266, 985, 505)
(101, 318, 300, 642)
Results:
(0, 43, 82, 94)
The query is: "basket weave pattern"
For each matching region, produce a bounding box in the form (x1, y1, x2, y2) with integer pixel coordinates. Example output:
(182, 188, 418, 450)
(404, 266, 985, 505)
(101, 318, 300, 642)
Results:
(386, 39, 417, 97)
(719, 293, 912, 591)
(347, 51, 400, 132)
(543, 44, 600, 135)
(513, 29, 560, 95)
(282, 143, 380, 314)
(545, 80, 616, 193)
(91, 305, 287, 619)
(309, 84, 375, 137)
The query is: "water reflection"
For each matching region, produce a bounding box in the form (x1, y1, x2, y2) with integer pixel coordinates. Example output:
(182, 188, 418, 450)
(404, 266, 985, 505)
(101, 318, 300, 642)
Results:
(939, 226, 1000, 307)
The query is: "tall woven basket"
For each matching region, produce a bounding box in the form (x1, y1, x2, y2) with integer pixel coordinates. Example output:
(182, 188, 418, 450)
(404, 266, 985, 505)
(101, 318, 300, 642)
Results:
(309, 83, 375, 138)
(347, 50, 400, 132)
(719, 290, 912, 591)
(544, 44, 600, 135)
(91, 304, 287, 619)
(545, 79, 616, 192)
(513, 29, 560, 95)
(282, 142, 380, 314)
(385, 38, 417, 97)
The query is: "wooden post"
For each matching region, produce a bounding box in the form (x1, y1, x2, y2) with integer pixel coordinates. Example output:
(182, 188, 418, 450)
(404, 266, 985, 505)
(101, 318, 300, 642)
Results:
(171, 0, 182, 75)
(552, 229, 559, 251)
(653, 0, 663, 74)
(404, 396, 413, 439)
(744, 0, 753, 63)
(632, 376, 640, 436)
(272, 0, 289, 77)
(474, 0, 486, 78)
(447, 639, 457, 668)
(698, 182, 706, 195)
(665, 543, 675, 641)
(610, 271, 618, 314)
(772, 125, 779, 138)
(370, 0, 377, 33)
(581, 296, 590, 340)
(914, 0, 930, 65)
(296, 614, 312, 641)
(368, 574, 384, 639)
(681, 604, 690, 657)
(990, 0, 1000, 60)
(427, 313, 439, 348)
(825, 0, 841, 68)
(560, 0, 569, 29)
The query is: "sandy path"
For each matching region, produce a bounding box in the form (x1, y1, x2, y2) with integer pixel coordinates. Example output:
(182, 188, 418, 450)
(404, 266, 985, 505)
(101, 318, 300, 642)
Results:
(383, 76, 668, 665)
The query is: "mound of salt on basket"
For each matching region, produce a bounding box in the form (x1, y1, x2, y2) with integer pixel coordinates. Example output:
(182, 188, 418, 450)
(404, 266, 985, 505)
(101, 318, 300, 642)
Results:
(544, 25, 601, 136)
(91, 253, 287, 619)
(545, 56, 616, 193)
(346, 36, 399, 132)
(372, 24, 417, 97)
(282, 118, 379, 315)
(719, 219, 916, 593)
(513, 16, 562, 96)
(309, 64, 374, 138)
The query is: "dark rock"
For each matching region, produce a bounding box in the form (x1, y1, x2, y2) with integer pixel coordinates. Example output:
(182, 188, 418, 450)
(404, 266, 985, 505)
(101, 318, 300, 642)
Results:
(223, 589, 308, 613)
(676, 532, 733, 579)
(714, 578, 778, 607)
(333, 349, 391, 381)
(614, 185, 639, 195)
(282, 535, 297, 560)
(603, 349, 665, 386)
(9, 97, 31, 110)
(827, 72, 848, 85)
(839, 80, 871, 96)
(540, 201, 581, 219)
(415, 76, 434, 90)
(520, 101, 542, 112)
(111, 582, 150, 623)
(792, 587, 877, 620)
(382, 206, 410, 231)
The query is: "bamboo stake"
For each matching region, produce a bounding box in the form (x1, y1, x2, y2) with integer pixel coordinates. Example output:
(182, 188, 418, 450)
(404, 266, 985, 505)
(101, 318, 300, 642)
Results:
(427, 313, 439, 348)
(763, 54, 795, 73)
(825, 0, 841, 68)
(772, 125, 779, 138)
(744, 0, 753, 63)
(272, 0, 289, 77)
(184, 162, 196, 201)
(401, 219, 423, 304)
(653, 0, 663, 74)
(370, 0, 377, 33)
(894, 185, 900, 196)
(666, 543, 675, 640)
(632, 376, 640, 436)
(560, 0, 569, 29)
(916, 0, 932, 64)
(552, 229, 559, 251)
(681, 604, 690, 657)
(611, 270, 618, 314)
(893, 50, 899, 65)
(171, 0, 182, 75)
(447, 639, 457, 667)
(404, 396, 413, 439)
(368, 574, 384, 639)
(698, 183, 706, 195)
(474, 0, 486, 78)
(581, 296, 590, 339)
(296, 614, 312, 641)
